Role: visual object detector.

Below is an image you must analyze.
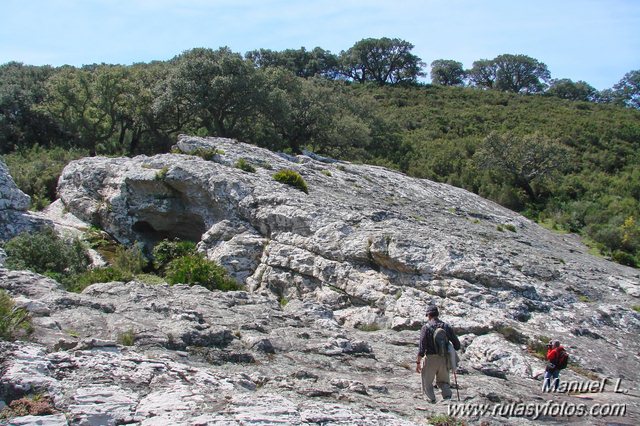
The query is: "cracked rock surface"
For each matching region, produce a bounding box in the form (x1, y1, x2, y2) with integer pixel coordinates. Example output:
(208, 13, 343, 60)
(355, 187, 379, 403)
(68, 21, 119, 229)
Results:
(1, 136, 639, 425)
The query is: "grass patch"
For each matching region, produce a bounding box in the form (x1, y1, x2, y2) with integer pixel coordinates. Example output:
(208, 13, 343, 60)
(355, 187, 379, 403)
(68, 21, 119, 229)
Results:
(0, 289, 33, 341)
(356, 323, 381, 332)
(191, 147, 224, 160)
(278, 296, 289, 308)
(235, 158, 256, 173)
(273, 169, 309, 194)
(117, 328, 136, 346)
(428, 414, 466, 426)
(321, 169, 332, 177)
(577, 294, 592, 303)
(154, 166, 169, 180)
(632, 305, 640, 313)
(504, 224, 517, 232)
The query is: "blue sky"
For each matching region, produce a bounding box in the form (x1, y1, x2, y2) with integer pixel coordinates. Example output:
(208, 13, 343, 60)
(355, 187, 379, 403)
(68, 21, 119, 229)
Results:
(1, 0, 639, 90)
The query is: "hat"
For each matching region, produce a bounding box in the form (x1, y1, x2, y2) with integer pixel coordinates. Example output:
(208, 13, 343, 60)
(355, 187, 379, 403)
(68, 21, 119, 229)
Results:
(426, 305, 439, 316)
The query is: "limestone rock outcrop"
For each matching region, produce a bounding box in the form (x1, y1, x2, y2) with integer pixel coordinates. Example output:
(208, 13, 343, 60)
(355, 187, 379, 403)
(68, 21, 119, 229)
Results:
(1, 136, 639, 424)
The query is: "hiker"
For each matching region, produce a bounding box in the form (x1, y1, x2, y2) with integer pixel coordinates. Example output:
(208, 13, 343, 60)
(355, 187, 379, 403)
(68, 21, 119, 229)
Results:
(416, 305, 461, 403)
(542, 340, 568, 391)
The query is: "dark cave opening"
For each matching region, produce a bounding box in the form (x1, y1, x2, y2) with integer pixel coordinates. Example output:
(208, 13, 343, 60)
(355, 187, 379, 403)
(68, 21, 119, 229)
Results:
(132, 213, 207, 247)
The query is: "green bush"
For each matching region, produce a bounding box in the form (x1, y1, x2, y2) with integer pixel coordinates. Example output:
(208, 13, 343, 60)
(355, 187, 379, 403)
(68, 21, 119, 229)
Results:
(4, 228, 89, 276)
(273, 169, 309, 193)
(63, 266, 133, 293)
(112, 244, 147, 276)
(152, 239, 197, 271)
(0, 289, 33, 341)
(165, 254, 241, 291)
(235, 158, 256, 173)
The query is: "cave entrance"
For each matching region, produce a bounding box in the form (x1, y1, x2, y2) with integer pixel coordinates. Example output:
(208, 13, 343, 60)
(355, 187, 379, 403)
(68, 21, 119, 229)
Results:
(132, 212, 206, 248)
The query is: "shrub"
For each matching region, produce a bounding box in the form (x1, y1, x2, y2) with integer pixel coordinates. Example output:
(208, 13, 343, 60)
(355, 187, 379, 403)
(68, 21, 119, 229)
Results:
(165, 254, 241, 291)
(0, 394, 56, 418)
(112, 244, 147, 276)
(273, 169, 308, 193)
(63, 266, 133, 293)
(4, 228, 89, 276)
(235, 158, 256, 173)
(611, 250, 638, 267)
(631, 305, 640, 313)
(0, 289, 33, 341)
(152, 239, 197, 272)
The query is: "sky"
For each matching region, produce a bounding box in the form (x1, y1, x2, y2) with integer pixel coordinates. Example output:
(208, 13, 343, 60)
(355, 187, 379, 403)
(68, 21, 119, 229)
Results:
(1, 0, 639, 90)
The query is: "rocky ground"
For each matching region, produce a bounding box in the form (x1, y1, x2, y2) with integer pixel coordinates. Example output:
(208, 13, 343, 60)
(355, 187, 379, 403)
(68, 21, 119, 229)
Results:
(1, 136, 639, 425)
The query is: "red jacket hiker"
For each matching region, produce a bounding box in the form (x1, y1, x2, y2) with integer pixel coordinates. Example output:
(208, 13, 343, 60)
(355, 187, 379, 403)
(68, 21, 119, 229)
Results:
(546, 345, 568, 370)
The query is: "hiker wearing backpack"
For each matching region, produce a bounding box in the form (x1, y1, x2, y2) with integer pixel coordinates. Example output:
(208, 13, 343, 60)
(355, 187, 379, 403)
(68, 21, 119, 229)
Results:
(542, 340, 569, 391)
(416, 305, 461, 403)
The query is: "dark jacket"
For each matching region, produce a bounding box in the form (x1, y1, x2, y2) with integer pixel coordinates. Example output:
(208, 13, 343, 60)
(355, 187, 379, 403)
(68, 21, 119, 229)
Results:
(418, 318, 461, 357)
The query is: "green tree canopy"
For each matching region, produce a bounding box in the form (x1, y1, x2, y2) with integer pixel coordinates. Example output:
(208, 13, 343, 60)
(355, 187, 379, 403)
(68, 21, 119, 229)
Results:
(158, 47, 266, 138)
(546, 78, 597, 102)
(338, 37, 425, 85)
(613, 70, 640, 109)
(245, 47, 339, 78)
(0, 62, 61, 153)
(430, 60, 465, 86)
(468, 54, 550, 93)
(475, 131, 570, 202)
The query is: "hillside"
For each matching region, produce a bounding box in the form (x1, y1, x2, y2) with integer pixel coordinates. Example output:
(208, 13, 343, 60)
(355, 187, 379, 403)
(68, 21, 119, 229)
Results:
(2, 57, 639, 268)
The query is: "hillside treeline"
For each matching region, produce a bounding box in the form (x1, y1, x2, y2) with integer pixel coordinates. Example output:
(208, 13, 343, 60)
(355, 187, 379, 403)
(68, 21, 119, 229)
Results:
(1, 39, 639, 267)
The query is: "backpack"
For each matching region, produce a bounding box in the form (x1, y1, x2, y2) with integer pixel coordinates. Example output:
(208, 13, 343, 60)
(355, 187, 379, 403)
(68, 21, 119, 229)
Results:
(557, 349, 569, 370)
(433, 325, 450, 357)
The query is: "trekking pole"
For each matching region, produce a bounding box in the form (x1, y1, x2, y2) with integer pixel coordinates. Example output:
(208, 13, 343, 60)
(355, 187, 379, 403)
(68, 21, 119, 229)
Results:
(453, 368, 460, 401)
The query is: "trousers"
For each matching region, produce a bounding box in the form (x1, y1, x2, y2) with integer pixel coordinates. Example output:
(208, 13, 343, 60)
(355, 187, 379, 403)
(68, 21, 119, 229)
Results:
(421, 354, 452, 401)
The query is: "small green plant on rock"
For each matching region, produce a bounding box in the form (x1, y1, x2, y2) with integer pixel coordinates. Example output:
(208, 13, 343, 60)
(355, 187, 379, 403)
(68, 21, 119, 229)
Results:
(117, 328, 136, 346)
(273, 169, 308, 194)
(632, 305, 640, 313)
(191, 147, 224, 160)
(0, 289, 33, 341)
(154, 166, 169, 180)
(356, 323, 381, 332)
(504, 224, 517, 232)
(235, 158, 256, 173)
(428, 414, 466, 426)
